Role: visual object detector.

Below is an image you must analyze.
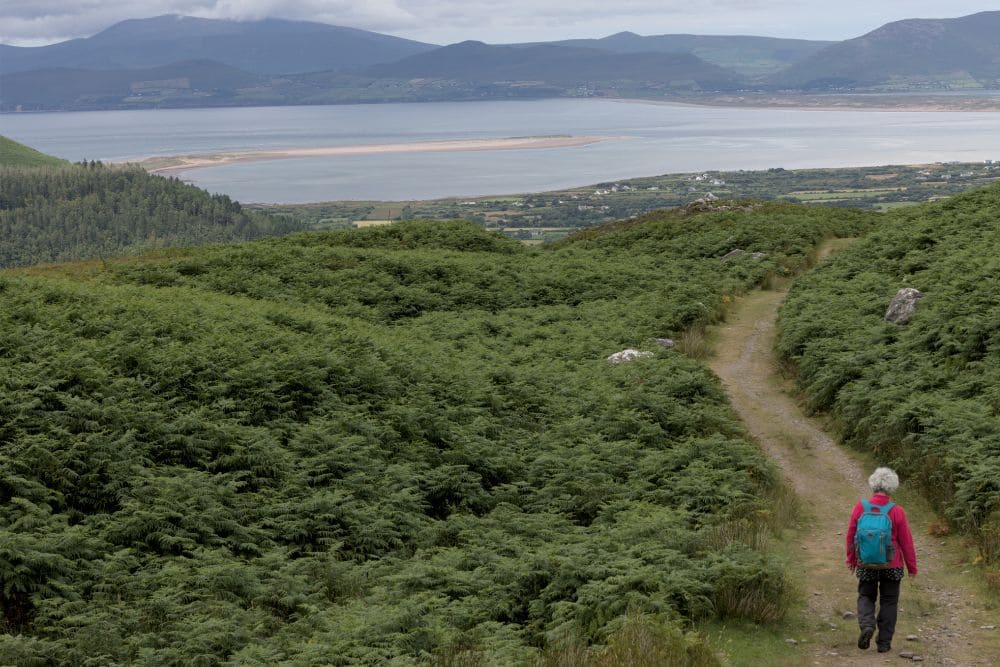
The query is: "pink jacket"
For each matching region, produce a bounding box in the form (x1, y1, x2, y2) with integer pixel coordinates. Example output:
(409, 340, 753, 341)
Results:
(845, 493, 918, 574)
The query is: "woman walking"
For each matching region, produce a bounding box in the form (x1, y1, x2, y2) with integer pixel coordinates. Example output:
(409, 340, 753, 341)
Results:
(846, 467, 918, 653)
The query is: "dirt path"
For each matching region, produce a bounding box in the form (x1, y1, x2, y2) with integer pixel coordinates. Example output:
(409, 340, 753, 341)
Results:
(707, 246, 999, 666)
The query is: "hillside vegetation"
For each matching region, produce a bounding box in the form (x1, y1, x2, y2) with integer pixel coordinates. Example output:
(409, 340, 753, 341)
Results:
(0, 205, 874, 664)
(538, 32, 831, 79)
(777, 182, 1000, 563)
(0, 160, 305, 268)
(0, 60, 263, 110)
(0, 136, 68, 168)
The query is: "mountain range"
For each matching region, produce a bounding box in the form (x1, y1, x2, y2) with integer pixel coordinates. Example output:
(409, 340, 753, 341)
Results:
(0, 15, 435, 76)
(2, 11, 998, 111)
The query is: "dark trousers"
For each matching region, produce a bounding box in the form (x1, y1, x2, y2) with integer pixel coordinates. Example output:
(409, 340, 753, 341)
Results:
(858, 573, 901, 648)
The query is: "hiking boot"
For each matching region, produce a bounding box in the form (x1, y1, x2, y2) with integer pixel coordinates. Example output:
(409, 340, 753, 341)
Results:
(877, 644, 891, 653)
(858, 627, 874, 650)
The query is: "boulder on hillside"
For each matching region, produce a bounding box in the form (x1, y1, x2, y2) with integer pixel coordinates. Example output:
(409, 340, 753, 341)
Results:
(884, 287, 924, 324)
(653, 337, 675, 348)
(720, 248, 767, 262)
(607, 349, 654, 365)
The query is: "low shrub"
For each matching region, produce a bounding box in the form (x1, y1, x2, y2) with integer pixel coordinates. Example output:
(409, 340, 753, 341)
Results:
(0, 204, 872, 661)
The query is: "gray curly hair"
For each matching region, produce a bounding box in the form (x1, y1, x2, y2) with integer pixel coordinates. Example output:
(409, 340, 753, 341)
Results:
(868, 467, 899, 494)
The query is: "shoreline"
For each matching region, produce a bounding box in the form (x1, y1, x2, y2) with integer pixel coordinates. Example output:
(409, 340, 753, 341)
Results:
(247, 159, 997, 206)
(134, 135, 616, 174)
(632, 92, 1000, 113)
(12, 92, 1000, 120)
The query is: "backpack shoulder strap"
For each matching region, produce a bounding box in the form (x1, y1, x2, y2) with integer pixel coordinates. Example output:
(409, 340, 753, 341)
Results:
(860, 500, 873, 513)
(881, 501, 895, 514)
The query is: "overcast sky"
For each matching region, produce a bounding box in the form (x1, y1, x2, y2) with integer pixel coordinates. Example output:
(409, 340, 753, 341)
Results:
(1, 1, 996, 47)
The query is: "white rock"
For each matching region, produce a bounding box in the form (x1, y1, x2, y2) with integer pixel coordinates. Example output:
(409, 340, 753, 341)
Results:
(606, 349, 654, 365)
(884, 287, 924, 325)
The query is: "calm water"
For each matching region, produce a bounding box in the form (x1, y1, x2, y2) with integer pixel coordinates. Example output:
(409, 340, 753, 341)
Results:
(4, 99, 1000, 202)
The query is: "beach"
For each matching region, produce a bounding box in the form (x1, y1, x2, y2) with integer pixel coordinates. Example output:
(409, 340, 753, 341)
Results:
(657, 92, 1000, 113)
(135, 135, 614, 174)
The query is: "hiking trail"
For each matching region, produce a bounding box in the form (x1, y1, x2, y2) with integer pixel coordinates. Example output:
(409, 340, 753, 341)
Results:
(707, 242, 999, 666)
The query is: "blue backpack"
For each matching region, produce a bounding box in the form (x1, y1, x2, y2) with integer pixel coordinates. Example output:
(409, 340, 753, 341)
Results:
(854, 500, 896, 568)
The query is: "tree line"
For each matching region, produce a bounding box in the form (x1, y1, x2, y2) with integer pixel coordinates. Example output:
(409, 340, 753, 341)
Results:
(0, 162, 305, 268)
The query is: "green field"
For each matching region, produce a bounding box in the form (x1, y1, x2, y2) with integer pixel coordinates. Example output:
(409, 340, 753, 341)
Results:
(258, 162, 1000, 241)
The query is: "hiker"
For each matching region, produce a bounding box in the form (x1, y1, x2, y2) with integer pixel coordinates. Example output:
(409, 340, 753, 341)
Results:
(845, 467, 918, 653)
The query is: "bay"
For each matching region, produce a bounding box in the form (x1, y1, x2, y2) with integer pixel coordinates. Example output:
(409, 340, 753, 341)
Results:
(3, 99, 999, 203)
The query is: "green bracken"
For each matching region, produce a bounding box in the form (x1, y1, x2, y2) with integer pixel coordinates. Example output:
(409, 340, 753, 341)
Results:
(0, 203, 874, 664)
(777, 182, 1000, 565)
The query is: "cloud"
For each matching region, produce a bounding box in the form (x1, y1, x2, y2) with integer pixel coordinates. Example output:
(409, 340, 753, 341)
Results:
(194, 0, 418, 30)
(391, 0, 806, 42)
(1, 0, 206, 43)
(0, 0, 420, 43)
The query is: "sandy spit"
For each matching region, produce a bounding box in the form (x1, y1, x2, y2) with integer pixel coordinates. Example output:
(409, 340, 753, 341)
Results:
(133, 135, 616, 174)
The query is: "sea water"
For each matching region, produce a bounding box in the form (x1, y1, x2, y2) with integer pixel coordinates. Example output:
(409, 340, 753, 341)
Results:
(4, 98, 999, 202)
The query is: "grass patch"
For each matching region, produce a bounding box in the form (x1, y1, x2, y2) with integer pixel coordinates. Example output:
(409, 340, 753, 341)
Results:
(677, 325, 712, 359)
(702, 620, 803, 666)
(0, 135, 67, 167)
(544, 613, 720, 667)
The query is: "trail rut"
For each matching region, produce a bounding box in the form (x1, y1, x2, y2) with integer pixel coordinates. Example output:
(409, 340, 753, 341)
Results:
(707, 252, 999, 666)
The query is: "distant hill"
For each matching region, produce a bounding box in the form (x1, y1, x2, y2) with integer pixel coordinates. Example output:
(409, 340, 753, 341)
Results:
(0, 136, 68, 167)
(773, 11, 1000, 89)
(0, 15, 438, 76)
(363, 41, 741, 89)
(531, 32, 832, 78)
(0, 60, 262, 111)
